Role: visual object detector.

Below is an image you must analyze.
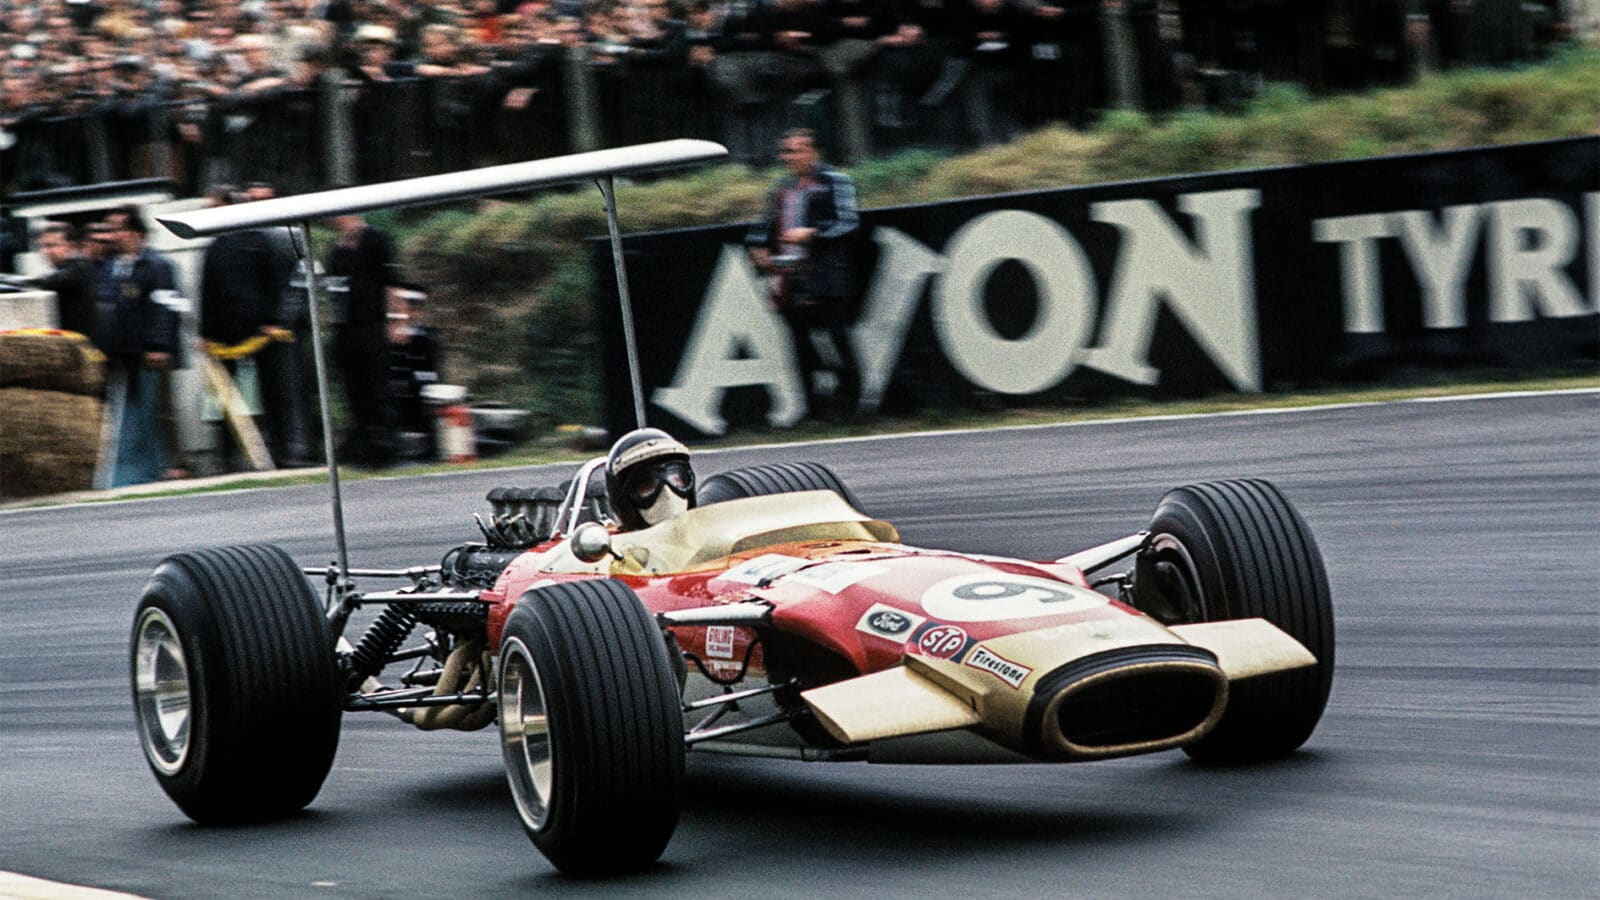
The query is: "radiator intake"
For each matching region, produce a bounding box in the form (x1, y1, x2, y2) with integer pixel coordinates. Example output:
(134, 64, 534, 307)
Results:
(1025, 645, 1227, 761)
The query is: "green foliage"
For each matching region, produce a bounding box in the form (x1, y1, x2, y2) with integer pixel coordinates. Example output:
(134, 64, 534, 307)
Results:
(397, 49, 1600, 435)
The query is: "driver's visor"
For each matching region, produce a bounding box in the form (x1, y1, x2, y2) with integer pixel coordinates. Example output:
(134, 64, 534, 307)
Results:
(622, 458, 694, 505)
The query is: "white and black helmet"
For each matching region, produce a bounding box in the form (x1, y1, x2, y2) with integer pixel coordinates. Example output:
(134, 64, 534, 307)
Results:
(605, 428, 696, 530)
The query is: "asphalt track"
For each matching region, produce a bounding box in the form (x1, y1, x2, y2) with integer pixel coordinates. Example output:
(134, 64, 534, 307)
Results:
(1, 391, 1595, 899)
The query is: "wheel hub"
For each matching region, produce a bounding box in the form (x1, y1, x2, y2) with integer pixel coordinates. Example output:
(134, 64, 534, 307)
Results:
(499, 637, 554, 831)
(1137, 535, 1206, 625)
(133, 607, 192, 775)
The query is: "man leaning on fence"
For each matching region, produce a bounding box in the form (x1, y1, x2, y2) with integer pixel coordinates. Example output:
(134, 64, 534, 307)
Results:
(746, 128, 862, 423)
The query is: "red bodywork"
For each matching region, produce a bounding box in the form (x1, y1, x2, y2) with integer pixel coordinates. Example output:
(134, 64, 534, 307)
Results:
(480, 537, 1139, 691)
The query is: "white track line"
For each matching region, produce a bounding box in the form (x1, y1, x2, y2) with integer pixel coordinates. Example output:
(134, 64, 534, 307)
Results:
(0, 871, 148, 900)
(702, 386, 1600, 455)
(4, 386, 1595, 511)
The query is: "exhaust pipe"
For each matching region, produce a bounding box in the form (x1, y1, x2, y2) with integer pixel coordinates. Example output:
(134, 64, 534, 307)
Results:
(1025, 645, 1227, 761)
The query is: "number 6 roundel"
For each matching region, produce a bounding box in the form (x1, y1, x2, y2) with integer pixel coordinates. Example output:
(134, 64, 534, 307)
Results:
(919, 573, 1107, 623)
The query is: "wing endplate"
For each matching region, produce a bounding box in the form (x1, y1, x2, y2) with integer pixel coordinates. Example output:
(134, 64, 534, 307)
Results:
(1170, 618, 1317, 680)
(802, 665, 981, 744)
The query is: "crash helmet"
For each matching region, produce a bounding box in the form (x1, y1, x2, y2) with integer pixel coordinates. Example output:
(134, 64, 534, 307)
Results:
(606, 427, 696, 530)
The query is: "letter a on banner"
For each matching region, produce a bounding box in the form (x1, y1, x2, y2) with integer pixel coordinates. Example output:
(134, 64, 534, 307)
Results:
(653, 245, 806, 435)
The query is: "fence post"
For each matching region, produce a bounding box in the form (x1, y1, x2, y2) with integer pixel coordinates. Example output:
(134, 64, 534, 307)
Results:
(1101, 0, 1144, 110)
(319, 76, 353, 188)
(563, 45, 602, 152)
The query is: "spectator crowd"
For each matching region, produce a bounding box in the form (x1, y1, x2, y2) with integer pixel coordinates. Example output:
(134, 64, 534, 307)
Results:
(2, 0, 1583, 196)
(14, 193, 450, 485)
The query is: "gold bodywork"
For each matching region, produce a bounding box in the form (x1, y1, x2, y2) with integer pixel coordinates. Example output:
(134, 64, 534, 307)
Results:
(802, 666, 983, 742)
(1170, 620, 1318, 679)
(533, 491, 898, 575)
(803, 616, 1316, 762)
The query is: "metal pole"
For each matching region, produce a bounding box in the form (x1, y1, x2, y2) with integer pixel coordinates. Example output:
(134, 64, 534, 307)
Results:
(597, 175, 647, 430)
(291, 222, 352, 585)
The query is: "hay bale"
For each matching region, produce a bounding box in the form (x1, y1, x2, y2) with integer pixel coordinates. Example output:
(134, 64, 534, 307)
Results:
(0, 388, 103, 498)
(0, 331, 107, 397)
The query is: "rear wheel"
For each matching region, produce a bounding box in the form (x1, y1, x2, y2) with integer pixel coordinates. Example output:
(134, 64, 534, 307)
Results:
(130, 544, 341, 823)
(1131, 479, 1334, 763)
(498, 578, 684, 875)
(697, 461, 863, 512)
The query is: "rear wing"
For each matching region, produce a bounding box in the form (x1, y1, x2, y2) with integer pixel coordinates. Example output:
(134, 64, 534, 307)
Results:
(155, 140, 727, 594)
(156, 140, 726, 237)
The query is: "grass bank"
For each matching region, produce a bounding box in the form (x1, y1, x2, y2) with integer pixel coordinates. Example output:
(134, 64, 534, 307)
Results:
(396, 48, 1600, 433)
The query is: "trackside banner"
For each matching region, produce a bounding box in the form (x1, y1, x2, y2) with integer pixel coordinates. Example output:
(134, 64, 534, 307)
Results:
(591, 137, 1598, 439)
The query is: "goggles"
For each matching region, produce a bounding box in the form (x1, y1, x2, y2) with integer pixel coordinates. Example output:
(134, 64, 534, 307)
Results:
(621, 458, 694, 507)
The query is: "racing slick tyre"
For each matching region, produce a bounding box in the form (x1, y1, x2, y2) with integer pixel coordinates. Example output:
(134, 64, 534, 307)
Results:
(1131, 479, 1334, 764)
(697, 461, 864, 513)
(129, 544, 342, 823)
(497, 578, 685, 875)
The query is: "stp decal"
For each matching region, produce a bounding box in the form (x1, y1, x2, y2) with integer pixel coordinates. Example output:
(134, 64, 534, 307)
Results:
(920, 573, 1107, 623)
(855, 603, 926, 642)
(706, 626, 735, 659)
(914, 623, 971, 660)
(964, 646, 1033, 689)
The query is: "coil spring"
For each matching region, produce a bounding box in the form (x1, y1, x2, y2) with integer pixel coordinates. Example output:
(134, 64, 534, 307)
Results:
(347, 605, 419, 683)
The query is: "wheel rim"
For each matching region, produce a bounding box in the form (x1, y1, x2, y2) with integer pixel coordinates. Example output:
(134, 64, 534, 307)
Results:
(1138, 534, 1207, 625)
(133, 607, 192, 776)
(499, 637, 554, 832)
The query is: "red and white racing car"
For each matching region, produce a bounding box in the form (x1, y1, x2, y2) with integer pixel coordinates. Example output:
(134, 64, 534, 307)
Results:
(130, 141, 1332, 875)
(132, 454, 1332, 874)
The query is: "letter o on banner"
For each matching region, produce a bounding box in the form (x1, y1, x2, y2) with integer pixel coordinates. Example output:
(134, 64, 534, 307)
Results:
(933, 210, 1095, 395)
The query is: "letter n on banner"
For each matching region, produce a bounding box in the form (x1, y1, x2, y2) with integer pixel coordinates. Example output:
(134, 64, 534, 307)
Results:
(1083, 189, 1263, 391)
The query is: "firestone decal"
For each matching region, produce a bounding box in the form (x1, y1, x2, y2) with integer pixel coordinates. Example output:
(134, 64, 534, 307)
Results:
(706, 626, 735, 659)
(920, 574, 1108, 623)
(914, 623, 970, 660)
(855, 603, 927, 642)
(964, 646, 1033, 689)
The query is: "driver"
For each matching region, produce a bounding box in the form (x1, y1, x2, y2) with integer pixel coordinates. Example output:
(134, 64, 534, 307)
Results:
(605, 428, 697, 531)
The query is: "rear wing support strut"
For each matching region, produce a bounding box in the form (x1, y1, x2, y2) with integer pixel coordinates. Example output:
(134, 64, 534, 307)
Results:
(597, 175, 646, 431)
(290, 223, 352, 605)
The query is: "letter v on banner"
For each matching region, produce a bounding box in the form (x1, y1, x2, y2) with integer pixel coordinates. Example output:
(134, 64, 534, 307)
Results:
(1082, 189, 1263, 391)
(652, 245, 806, 434)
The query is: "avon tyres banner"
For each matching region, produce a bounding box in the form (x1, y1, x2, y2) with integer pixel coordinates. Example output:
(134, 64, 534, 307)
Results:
(592, 137, 1598, 440)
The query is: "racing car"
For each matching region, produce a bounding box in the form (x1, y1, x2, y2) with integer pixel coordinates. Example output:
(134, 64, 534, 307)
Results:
(131, 455, 1333, 874)
(130, 142, 1333, 876)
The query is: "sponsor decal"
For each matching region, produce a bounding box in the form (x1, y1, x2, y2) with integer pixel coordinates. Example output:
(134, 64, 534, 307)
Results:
(964, 646, 1033, 689)
(855, 603, 927, 642)
(654, 190, 1265, 433)
(721, 554, 810, 586)
(706, 626, 735, 659)
(791, 561, 885, 594)
(1313, 196, 1597, 335)
(702, 659, 743, 678)
(920, 573, 1108, 623)
(914, 623, 971, 660)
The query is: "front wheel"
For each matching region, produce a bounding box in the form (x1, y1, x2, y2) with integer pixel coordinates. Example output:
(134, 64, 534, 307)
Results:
(1131, 479, 1334, 764)
(130, 544, 342, 823)
(498, 578, 684, 875)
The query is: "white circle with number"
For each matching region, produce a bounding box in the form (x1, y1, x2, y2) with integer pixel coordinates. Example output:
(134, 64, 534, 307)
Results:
(920, 573, 1107, 623)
